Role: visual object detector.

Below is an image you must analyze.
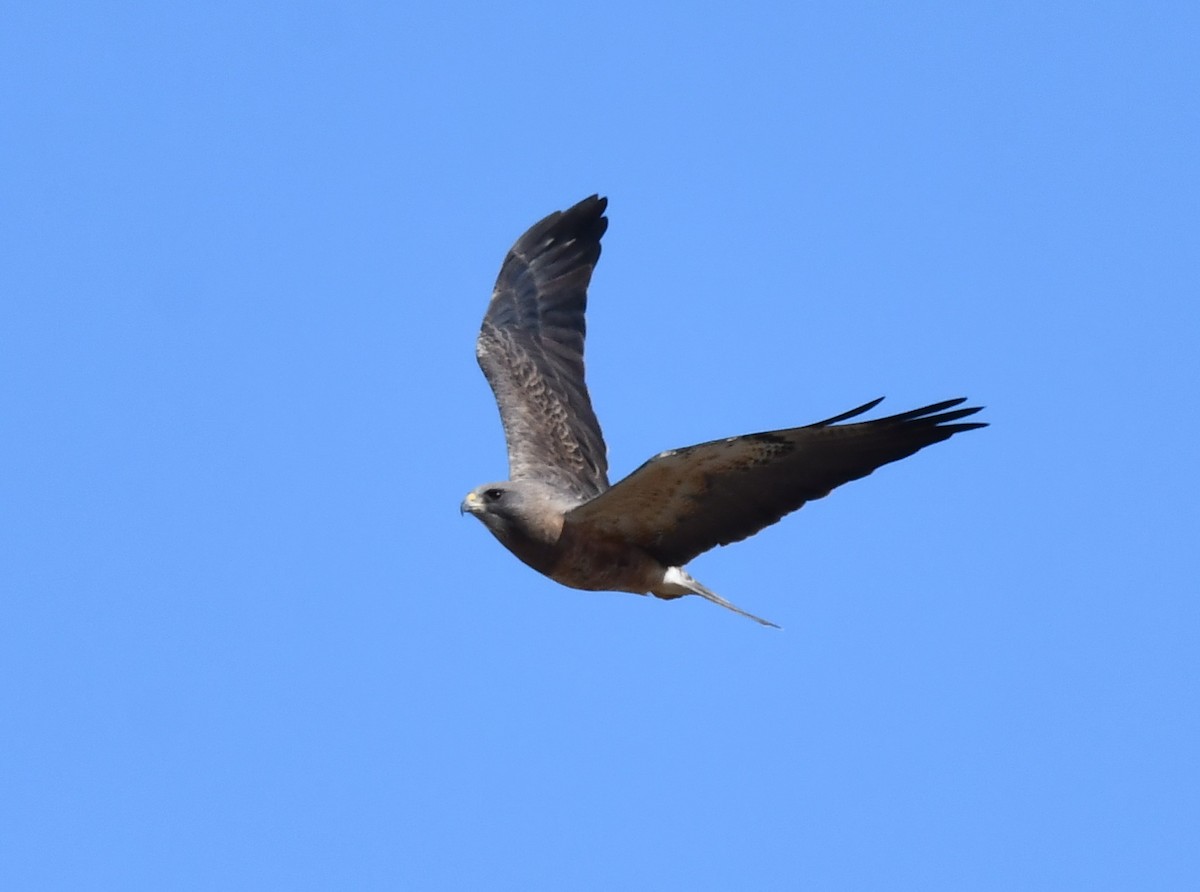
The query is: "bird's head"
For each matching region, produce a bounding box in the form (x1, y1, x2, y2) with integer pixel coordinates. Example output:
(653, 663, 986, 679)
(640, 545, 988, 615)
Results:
(460, 483, 514, 533)
(460, 480, 573, 551)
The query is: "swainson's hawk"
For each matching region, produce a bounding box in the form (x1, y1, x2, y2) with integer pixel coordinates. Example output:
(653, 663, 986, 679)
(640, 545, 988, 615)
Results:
(462, 196, 985, 626)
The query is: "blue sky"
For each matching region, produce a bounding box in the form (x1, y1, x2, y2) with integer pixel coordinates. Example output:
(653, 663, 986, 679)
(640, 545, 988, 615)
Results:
(2, 2, 1197, 889)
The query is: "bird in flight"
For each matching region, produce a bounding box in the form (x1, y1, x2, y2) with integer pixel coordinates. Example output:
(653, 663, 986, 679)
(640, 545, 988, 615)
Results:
(461, 196, 985, 627)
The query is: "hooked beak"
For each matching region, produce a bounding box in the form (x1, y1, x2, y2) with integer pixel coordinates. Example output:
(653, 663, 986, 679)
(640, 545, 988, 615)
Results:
(460, 491, 482, 516)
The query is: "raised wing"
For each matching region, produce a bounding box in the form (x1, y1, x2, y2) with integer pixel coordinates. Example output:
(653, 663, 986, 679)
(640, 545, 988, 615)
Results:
(565, 398, 986, 567)
(476, 196, 610, 501)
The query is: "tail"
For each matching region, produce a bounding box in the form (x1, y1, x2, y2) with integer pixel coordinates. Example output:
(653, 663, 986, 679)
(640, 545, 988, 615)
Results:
(660, 567, 780, 628)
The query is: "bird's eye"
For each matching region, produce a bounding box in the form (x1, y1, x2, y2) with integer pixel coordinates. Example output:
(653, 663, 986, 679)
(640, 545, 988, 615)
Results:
(484, 488, 504, 501)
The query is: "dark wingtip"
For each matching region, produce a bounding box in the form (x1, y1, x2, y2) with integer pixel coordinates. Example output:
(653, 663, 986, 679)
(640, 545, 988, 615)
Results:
(812, 397, 887, 427)
(510, 195, 608, 257)
(908, 399, 988, 439)
(563, 194, 607, 224)
(551, 194, 608, 250)
(813, 395, 988, 435)
(573, 194, 606, 211)
(876, 398, 987, 426)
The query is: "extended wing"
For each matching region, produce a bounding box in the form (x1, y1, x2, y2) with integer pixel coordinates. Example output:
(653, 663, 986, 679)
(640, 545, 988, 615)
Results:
(476, 196, 610, 501)
(565, 398, 986, 567)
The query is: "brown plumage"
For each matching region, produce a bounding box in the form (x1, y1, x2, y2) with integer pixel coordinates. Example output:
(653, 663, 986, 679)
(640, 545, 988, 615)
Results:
(462, 196, 986, 627)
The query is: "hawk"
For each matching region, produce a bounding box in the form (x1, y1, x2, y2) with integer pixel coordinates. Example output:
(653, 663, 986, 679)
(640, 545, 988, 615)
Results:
(461, 196, 985, 626)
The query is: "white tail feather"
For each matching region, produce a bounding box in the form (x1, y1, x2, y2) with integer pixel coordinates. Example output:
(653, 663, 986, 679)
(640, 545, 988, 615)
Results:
(662, 567, 780, 628)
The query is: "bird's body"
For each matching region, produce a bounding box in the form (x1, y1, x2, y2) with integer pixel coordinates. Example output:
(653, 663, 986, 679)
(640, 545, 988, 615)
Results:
(462, 196, 985, 626)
